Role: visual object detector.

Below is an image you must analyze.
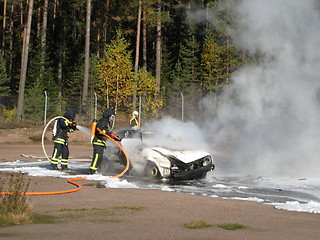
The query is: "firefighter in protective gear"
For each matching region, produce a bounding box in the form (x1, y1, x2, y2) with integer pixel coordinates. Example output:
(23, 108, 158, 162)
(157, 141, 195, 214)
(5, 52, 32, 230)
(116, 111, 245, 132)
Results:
(51, 109, 77, 171)
(129, 110, 140, 130)
(89, 109, 121, 174)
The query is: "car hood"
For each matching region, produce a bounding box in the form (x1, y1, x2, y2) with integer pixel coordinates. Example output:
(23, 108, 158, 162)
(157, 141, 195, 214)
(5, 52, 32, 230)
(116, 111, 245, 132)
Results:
(149, 147, 212, 164)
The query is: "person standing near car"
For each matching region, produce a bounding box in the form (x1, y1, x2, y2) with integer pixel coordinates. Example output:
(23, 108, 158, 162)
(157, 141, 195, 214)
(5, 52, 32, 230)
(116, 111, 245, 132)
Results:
(90, 108, 121, 174)
(51, 109, 77, 171)
(129, 110, 140, 130)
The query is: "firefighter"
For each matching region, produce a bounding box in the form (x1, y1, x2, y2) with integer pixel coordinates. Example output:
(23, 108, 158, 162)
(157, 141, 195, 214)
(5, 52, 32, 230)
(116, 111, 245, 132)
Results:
(129, 110, 140, 130)
(51, 109, 77, 171)
(89, 108, 121, 174)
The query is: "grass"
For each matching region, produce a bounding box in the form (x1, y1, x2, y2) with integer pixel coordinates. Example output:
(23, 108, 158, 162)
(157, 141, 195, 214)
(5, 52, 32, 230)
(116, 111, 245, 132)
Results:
(218, 223, 246, 230)
(30, 213, 58, 224)
(184, 220, 212, 229)
(55, 207, 108, 212)
(112, 205, 145, 211)
(32, 206, 145, 224)
(183, 220, 246, 230)
(0, 173, 32, 227)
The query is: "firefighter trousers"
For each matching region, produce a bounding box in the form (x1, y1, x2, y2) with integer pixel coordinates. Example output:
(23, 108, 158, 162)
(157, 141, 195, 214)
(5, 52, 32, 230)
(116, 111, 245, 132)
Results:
(90, 144, 105, 171)
(51, 142, 69, 167)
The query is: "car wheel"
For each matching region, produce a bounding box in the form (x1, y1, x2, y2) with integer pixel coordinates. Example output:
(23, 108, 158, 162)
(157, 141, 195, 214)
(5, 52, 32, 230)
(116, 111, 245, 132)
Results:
(145, 162, 161, 179)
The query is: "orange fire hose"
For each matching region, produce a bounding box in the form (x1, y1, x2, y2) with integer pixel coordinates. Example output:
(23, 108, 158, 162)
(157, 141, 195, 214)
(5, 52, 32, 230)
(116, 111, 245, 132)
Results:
(0, 126, 130, 196)
(96, 127, 130, 179)
(0, 129, 130, 196)
(0, 177, 86, 195)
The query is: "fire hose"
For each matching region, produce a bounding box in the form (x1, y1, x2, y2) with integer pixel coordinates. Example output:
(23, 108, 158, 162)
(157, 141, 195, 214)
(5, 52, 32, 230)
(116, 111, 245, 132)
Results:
(0, 178, 85, 195)
(41, 116, 130, 178)
(0, 117, 130, 196)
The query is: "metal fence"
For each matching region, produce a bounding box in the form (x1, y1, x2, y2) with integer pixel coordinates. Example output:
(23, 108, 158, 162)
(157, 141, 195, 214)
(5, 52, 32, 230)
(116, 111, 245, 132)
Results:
(0, 91, 212, 126)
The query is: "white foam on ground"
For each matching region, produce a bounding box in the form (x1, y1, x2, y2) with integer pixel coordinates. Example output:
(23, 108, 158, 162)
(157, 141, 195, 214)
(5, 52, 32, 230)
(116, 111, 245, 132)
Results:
(0, 162, 319, 214)
(271, 201, 320, 214)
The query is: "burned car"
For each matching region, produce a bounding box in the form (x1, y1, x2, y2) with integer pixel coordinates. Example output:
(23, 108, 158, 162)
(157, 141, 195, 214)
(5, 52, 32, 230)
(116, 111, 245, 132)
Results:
(100, 130, 215, 180)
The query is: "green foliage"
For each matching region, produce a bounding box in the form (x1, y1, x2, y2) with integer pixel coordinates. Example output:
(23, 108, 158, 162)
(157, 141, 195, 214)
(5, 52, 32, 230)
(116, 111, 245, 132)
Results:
(135, 69, 163, 117)
(24, 81, 45, 123)
(184, 220, 212, 229)
(65, 59, 84, 97)
(0, 1, 250, 121)
(28, 46, 55, 92)
(97, 29, 134, 111)
(201, 32, 226, 92)
(218, 223, 246, 230)
(30, 213, 58, 224)
(0, 53, 10, 96)
(201, 31, 247, 94)
(178, 35, 200, 84)
(112, 205, 145, 211)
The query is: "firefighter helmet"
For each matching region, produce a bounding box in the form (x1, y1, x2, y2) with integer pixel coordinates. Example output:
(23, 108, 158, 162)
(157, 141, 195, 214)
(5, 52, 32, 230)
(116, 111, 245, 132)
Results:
(132, 111, 139, 117)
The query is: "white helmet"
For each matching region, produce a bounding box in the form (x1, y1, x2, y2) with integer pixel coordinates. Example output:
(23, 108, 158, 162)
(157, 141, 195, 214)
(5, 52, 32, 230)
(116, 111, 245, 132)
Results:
(132, 111, 139, 117)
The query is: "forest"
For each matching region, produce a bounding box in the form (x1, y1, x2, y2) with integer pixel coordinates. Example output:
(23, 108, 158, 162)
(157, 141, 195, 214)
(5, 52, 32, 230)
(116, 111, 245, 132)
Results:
(0, 0, 247, 124)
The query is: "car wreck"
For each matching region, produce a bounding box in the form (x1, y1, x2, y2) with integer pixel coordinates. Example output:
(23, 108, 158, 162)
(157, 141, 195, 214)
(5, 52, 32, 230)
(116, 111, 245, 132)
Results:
(99, 130, 215, 180)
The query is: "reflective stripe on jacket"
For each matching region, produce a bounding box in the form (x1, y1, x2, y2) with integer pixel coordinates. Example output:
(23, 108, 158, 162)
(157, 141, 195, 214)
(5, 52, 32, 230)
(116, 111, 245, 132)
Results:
(130, 117, 140, 130)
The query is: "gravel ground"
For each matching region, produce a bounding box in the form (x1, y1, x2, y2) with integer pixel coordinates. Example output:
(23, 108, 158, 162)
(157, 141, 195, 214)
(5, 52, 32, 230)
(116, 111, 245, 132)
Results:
(1, 143, 320, 240)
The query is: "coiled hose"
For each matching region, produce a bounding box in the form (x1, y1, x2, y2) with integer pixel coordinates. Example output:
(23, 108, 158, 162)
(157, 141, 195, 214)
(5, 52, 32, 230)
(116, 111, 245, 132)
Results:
(0, 118, 130, 195)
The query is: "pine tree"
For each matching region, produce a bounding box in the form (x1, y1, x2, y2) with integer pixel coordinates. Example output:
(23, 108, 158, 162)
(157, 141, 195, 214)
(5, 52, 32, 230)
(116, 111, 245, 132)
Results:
(201, 32, 225, 93)
(24, 81, 45, 124)
(0, 52, 10, 96)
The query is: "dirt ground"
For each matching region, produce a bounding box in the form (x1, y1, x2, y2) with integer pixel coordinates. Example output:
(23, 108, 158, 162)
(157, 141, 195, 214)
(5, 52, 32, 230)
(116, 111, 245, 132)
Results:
(0, 128, 320, 240)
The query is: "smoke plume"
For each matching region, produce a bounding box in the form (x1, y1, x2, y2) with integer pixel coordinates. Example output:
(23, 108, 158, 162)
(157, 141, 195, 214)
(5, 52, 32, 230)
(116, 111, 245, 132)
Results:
(204, 0, 320, 177)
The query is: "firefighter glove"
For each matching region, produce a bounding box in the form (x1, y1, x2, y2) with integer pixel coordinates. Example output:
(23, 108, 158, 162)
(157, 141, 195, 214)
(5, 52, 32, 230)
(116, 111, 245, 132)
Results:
(71, 122, 77, 130)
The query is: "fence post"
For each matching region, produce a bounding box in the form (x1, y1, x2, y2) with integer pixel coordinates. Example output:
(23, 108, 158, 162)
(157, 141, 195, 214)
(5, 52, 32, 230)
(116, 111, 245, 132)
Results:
(138, 95, 142, 125)
(181, 93, 184, 122)
(94, 92, 97, 119)
(44, 91, 47, 125)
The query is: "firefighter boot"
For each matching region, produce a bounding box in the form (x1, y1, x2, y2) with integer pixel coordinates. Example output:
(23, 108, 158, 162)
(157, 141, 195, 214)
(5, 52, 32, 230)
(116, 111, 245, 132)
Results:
(61, 165, 72, 172)
(51, 164, 59, 170)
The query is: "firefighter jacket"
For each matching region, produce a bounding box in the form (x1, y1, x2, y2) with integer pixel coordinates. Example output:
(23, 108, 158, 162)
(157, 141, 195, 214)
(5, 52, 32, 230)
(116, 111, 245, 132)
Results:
(130, 117, 140, 130)
(92, 117, 117, 147)
(52, 118, 76, 144)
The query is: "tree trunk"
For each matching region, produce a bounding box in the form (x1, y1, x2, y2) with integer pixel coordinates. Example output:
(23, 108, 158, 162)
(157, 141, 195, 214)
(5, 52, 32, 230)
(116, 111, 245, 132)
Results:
(155, 0, 162, 97)
(37, 5, 41, 39)
(8, 3, 13, 80)
(53, 0, 57, 31)
(57, 46, 62, 112)
(142, 7, 147, 71)
(40, 0, 48, 80)
(133, 0, 142, 110)
(2, 0, 7, 56)
(96, 0, 101, 58)
(17, 0, 34, 120)
(82, 0, 92, 117)
(56, 0, 62, 111)
(103, 0, 110, 49)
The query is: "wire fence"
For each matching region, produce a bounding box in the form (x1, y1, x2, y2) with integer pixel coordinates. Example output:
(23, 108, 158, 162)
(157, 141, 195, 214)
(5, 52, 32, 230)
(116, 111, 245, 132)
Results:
(0, 91, 213, 127)
(0, 93, 97, 125)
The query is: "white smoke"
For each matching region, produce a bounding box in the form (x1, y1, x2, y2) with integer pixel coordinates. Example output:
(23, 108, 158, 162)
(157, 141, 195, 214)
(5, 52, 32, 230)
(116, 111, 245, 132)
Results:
(144, 117, 211, 152)
(204, 0, 320, 177)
